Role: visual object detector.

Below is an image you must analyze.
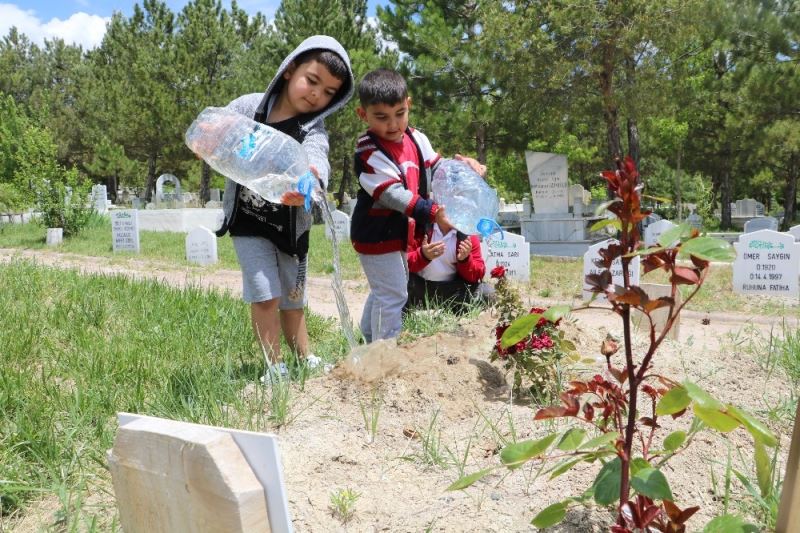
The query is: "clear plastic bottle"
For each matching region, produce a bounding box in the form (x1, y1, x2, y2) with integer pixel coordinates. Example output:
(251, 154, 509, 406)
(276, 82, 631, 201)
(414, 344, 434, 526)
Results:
(431, 159, 500, 236)
(185, 106, 320, 210)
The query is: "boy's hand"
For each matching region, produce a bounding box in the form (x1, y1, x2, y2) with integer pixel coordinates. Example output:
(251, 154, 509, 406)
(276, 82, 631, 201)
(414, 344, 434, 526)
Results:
(281, 166, 321, 206)
(434, 206, 454, 234)
(455, 153, 487, 178)
(421, 234, 445, 261)
(456, 238, 472, 261)
(280, 191, 306, 206)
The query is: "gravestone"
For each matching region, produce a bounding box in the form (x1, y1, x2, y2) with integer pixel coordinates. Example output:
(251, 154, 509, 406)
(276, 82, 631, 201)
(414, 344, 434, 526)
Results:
(325, 209, 351, 242)
(631, 283, 681, 341)
(209, 188, 222, 202)
(92, 184, 108, 214)
(644, 219, 678, 248)
(788, 224, 800, 241)
(686, 212, 702, 230)
(733, 229, 800, 297)
(569, 184, 588, 216)
(111, 210, 140, 253)
(583, 238, 641, 301)
(46, 228, 63, 246)
(155, 174, 181, 206)
(131, 198, 143, 210)
(744, 216, 779, 234)
(186, 226, 218, 265)
(525, 152, 569, 214)
(205, 200, 222, 209)
(109, 413, 290, 533)
(735, 198, 759, 218)
(482, 231, 531, 283)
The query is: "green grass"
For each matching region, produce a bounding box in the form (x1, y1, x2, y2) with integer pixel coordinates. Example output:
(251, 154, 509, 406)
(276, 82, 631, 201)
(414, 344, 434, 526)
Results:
(0, 259, 349, 528)
(0, 219, 363, 278)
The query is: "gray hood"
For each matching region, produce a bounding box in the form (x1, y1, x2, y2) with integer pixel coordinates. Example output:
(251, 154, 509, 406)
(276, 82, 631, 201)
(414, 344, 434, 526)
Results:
(254, 35, 354, 132)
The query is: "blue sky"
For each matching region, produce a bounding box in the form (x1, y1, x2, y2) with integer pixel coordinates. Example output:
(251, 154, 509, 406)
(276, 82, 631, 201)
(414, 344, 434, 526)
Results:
(2, 0, 385, 49)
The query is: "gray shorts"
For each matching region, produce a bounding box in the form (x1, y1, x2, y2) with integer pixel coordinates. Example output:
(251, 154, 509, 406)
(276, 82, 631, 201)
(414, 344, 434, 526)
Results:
(232, 236, 307, 309)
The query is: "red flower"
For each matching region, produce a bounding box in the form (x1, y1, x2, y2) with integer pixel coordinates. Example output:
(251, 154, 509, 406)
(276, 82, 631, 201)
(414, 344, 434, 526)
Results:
(490, 265, 506, 279)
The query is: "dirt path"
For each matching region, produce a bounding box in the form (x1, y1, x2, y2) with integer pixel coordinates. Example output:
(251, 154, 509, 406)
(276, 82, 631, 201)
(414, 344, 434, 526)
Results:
(0, 247, 370, 321)
(2, 247, 794, 532)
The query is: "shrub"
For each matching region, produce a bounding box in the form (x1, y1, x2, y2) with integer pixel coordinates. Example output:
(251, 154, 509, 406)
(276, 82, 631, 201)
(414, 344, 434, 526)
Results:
(489, 265, 575, 401)
(35, 169, 94, 237)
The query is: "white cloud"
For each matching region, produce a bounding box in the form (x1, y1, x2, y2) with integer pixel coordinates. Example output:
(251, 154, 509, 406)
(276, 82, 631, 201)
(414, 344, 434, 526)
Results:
(367, 16, 397, 53)
(0, 3, 109, 49)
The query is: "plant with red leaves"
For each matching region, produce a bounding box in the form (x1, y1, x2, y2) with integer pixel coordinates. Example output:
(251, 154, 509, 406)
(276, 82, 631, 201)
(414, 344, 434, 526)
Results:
(448, 157, 777, 531)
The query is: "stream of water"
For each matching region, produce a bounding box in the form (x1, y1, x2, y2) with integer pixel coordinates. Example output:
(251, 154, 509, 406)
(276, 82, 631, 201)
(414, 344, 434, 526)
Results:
(318, 200, 358, 349)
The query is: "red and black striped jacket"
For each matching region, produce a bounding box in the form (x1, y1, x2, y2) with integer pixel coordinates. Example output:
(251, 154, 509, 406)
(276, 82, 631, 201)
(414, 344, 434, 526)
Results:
(350, 127, 442, 254)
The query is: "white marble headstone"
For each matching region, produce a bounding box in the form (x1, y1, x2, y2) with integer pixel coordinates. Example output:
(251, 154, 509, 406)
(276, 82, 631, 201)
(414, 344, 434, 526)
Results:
(733, 229, 799, 297)
(525, 152, 569, 214)
(644, 219, 678, 248)
(482, 231, 530, 283)
(93, 184, 108, 214)
(46, 227, 63, 246)
(186, 226, 218, 266)
(744, 216, 779, 234)
(583, 238, 641, 301)
(788, 224, 800, 241)
(111, 210, 140, 253)
(325, 209, 351, 242)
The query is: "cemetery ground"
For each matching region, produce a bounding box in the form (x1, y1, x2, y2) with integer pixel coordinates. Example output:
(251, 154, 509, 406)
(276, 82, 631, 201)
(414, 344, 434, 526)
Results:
(0, 221, 798, 532)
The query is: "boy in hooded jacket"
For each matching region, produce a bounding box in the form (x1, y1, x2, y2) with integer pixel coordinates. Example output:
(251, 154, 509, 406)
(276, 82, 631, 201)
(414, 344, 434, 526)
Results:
(214, 35, 354, 380)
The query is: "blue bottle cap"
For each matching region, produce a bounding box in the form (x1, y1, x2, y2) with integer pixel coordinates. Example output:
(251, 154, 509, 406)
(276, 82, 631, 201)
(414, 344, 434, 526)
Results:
(477, 218, 503, 240)
(297, 171, 316, 212)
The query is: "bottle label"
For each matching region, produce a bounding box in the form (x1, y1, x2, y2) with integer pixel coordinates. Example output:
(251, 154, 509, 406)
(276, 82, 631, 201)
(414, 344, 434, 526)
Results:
(236, 125, 273, 162)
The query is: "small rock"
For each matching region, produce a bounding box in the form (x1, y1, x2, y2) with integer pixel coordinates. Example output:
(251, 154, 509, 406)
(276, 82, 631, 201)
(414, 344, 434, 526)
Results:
(446, 355, 459, 365)
(490, 492, 502, 501)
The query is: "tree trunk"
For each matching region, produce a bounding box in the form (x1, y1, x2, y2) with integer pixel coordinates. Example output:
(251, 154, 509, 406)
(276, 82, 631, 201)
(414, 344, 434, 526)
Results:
(144, 153, 157, 203)
(624, 56, 640, 168)
(106, 174, 118, 203)
(675, 147, 682, 221)
(336, 154, 351, 206)
(627, 118, 640, 169)
(720, 170, 732, 230)
(599, 43, 622, 166)
(200, 162, 211, 204)
(782, 156, 798, 231)
(475, 123, 487, 164)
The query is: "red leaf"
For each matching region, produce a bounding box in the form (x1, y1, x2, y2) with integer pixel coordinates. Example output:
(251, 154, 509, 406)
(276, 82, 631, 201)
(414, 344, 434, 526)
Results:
(534, 406, 570, 420)
(639, 416, 660, 429)
(582, 402, 595, 421)
(610, 286, 649, 307)
(670, 266, 700, 285)
(644, 296, 673, 313)
(585, 270, 612, 292)
(609, 366, 628, 384)
(690, 254, 709, 269)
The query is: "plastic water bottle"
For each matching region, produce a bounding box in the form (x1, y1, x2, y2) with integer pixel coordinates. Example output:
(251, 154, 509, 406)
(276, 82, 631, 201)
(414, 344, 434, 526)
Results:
(431, 159, 501, 237)
(185, 106, 320, 211)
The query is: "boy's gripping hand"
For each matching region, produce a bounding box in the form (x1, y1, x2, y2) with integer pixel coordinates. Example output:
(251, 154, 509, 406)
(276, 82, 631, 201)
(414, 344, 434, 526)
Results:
(456, 238, 472, 262)
(421, 234, 446, 261)
(280, 165, 321, 206)
(455, 154, 487, 178)
(434, 206, 454, 234)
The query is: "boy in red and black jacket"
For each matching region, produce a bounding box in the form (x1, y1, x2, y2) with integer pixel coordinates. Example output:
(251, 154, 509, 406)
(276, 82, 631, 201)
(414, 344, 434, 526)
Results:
(350, 69, 483, 342)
